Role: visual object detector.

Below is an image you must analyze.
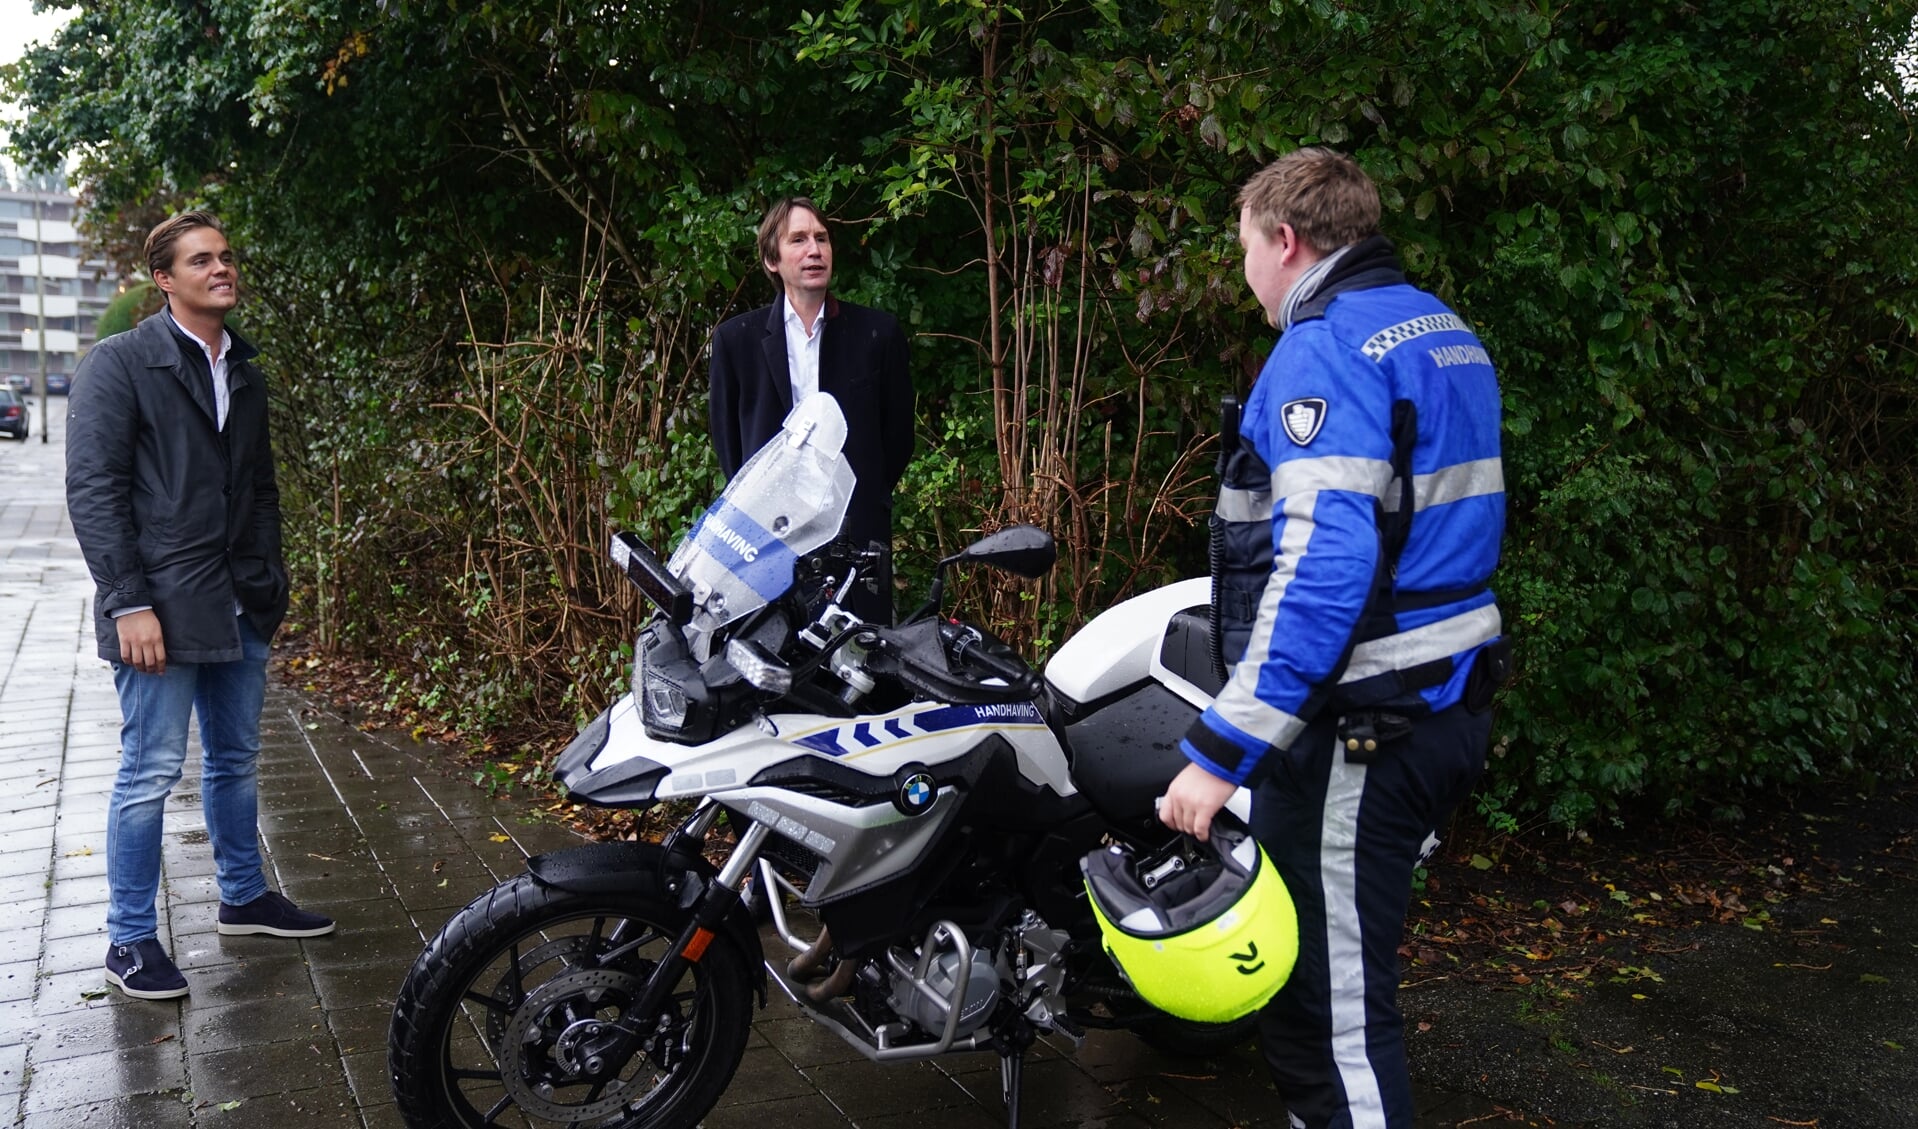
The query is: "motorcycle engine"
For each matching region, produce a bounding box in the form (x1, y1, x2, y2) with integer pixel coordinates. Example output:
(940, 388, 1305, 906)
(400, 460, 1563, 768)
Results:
(887, 948, 1002, 1038)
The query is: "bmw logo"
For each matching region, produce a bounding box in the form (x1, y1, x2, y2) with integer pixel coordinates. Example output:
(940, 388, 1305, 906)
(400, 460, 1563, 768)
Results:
(897, 772, 936, 814)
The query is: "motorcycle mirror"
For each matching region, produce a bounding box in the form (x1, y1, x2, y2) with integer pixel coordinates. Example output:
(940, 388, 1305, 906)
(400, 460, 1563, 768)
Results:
(954, 524, 1056, 579)
(724, 638, 793, 694)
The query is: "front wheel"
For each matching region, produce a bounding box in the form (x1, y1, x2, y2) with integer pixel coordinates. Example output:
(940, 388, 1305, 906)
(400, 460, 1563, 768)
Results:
(389, 875, 754, 1129)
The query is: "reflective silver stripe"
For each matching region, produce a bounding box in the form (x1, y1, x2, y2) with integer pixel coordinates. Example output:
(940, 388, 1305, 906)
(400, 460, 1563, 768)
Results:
(1359, 313, 1472, 362)
(1381, 457, 1505, 513)
(1211, 493, 1316, 749)
(1320, 735, 1388, 1128)
(1271, 456, 1395, 501)
(1339, 602, 1502, 683)
(1215, 485, 1270, 523)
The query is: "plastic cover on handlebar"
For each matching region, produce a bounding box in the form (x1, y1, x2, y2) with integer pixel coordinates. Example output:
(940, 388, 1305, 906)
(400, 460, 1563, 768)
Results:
(610, 532, 694, 627)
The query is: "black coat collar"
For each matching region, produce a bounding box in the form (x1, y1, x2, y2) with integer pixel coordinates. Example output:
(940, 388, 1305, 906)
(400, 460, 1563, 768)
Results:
(1292, 235, 1406, 323)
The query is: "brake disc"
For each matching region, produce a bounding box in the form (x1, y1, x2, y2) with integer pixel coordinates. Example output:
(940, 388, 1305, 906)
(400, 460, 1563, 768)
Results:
(499, 966, 652, 1122)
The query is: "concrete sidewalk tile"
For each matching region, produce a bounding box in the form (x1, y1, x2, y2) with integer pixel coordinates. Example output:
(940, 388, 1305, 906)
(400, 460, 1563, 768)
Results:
(0, 871, 50, 901)
(53, 808, 110, 835)
(183, 996, 330, 1051)
(0, 807, 59, 834)
(190, 1040, 346, 1102)
(337, 1046, 388, 1106)
(704, 1092, 851, 1129)
(51, 848, 109, 879)
(46, 900, 113, 940)
(857, 1106, 1007, 1129)
(172, 930, 285, 972)
(357, 1101, 411, 1129)
(28, 999, 180, 1064)
(0, 1040, 22, 1097)
(160, 847, 222, 881)
(184, 954, 315, 1007)
(32, 969, 135, 1018)
(307, 963, 399, 1013)
(300, 921, 426, 972)
(38, 933, 116, 977)
(46, 873, 110, 909)
(277, 871, 398, 908)
(0, 828, 56, 855)
(0, 961, 35, 1005)
(20, 1043, 188, 1114)
(321, 1002, 392, 1058)
(15, 1091, 195, 1128)
(193, 1089, 363, 1128)
(0, 904, 47, 937)
(168, 872, 233, 906)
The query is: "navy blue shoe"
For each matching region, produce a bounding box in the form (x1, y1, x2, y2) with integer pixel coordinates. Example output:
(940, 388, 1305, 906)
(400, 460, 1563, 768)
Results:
(217, 890, 336, 938)
(105, 939, 189, 1000)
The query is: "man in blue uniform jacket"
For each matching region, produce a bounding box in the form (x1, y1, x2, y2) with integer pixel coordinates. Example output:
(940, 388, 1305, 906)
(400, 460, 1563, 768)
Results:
(1159, 149, 1511, 1129)
(708, 197, 915, 623)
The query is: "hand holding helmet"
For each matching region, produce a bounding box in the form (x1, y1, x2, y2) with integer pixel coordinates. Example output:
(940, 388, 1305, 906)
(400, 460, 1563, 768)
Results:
(1080, 817, 1299, 1024)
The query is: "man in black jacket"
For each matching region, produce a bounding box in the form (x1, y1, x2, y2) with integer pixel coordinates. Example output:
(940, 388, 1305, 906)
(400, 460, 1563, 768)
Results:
(707, 197, 915, 623)
(67, 211, 333, 1001)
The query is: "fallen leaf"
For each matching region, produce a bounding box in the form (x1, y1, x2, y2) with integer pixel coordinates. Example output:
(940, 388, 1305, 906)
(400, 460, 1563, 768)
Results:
(1859, 973, 1890, 985)
(1469, 854, 1494, 870)
(220, 1099, 244, 1111)
(488, 833, 512, 843)
(80, 987, 110, 1000)
(149, 1033, 176, 1045)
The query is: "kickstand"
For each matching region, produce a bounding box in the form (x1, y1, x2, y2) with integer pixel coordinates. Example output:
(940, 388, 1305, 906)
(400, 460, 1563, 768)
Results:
(999, 1045, 1025, 1129)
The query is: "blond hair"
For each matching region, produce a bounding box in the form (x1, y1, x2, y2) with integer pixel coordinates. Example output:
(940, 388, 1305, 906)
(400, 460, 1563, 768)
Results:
(1237, 148, 1380, 253)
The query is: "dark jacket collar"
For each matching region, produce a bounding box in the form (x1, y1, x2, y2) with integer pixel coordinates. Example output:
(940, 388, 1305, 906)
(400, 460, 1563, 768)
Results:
(138, 305, 260, 368)
(1292, 235, 1406, 324)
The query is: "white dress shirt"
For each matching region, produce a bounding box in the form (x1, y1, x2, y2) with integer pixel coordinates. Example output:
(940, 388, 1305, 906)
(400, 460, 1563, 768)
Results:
(166, 307, 232, 432)
(782, 294, 825, 406)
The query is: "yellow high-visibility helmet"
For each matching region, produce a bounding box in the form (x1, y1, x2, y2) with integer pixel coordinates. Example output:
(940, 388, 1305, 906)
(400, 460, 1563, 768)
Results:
(1080, 823, 1298, 1024)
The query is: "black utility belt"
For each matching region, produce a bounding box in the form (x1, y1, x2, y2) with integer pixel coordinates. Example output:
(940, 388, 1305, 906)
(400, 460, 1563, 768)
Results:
(1333, 637, 1514, 763)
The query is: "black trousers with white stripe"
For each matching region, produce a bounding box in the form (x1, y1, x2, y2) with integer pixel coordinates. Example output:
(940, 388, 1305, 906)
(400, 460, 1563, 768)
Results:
(1252, 702, 1491, 1129)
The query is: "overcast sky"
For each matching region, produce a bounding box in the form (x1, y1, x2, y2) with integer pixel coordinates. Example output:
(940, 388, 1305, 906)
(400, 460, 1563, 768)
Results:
(1, 1, 73, 67)
(1, 1, 77, 173)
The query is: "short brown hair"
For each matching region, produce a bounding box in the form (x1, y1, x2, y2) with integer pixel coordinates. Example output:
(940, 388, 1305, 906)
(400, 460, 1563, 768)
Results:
(1237, 148, 1380, 253)
(145, 210, 224, 277)
(755, 197, 826, 290)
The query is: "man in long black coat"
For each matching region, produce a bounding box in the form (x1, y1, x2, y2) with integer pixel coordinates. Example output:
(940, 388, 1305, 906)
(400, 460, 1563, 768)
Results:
(67, 211, 334, 1001)
(707, 197, 915, 623)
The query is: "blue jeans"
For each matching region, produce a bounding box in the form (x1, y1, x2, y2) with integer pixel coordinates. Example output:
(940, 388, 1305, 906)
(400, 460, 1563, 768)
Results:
(106, 617, 271, 945)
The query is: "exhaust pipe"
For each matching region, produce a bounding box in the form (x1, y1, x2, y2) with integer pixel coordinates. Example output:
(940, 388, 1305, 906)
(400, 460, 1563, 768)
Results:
(788, 926, 834, 981)
(802, 958, 857, 1003)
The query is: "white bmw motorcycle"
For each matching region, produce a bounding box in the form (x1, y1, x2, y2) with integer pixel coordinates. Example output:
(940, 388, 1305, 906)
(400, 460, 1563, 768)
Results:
(388, 396, 1252, 1129)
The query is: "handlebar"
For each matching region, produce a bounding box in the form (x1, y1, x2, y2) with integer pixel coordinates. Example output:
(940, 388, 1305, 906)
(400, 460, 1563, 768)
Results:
(942, 622, 1041, 695)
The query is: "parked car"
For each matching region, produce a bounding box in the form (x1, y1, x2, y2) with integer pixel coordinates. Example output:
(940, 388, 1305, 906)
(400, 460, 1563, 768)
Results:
(3, 374, 30, 393)
(45, 372, 71, 395)
(0, 389, 29, 440)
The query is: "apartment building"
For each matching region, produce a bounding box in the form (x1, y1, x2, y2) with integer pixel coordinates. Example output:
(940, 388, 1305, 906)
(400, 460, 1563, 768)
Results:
(0, 182, 119, 395)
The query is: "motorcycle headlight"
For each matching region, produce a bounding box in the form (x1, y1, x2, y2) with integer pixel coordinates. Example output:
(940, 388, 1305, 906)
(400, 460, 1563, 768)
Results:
(635, 635, 690, 731)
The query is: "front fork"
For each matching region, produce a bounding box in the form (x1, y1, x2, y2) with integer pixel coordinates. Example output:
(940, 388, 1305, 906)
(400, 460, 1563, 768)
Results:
(588, 804, 770, 1069)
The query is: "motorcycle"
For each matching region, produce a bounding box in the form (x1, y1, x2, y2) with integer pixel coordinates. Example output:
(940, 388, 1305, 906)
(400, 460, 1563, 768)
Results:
(388, 394, 1251, 1129)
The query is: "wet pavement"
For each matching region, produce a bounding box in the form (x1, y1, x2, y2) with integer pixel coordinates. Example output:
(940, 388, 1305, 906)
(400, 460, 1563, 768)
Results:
(20, 394, 1906, 1128)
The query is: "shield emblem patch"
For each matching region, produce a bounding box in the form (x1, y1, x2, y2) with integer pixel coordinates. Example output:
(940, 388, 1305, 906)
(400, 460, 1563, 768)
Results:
(1281, 398, 1327, 446)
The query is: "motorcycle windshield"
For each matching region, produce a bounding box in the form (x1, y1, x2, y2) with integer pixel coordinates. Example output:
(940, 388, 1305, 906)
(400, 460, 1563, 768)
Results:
(669, 393, 856, 649)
